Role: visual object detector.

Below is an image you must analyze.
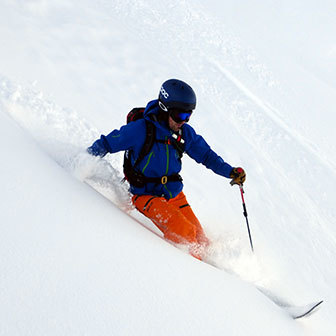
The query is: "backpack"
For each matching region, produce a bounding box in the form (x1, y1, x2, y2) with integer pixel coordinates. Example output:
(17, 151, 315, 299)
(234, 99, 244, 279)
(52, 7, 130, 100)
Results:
(123, 107, 184, 188)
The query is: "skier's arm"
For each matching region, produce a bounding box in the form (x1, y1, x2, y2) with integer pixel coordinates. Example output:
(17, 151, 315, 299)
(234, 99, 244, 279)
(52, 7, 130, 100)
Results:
(184, 125, 233, 178)
(87, 120, 146, 157)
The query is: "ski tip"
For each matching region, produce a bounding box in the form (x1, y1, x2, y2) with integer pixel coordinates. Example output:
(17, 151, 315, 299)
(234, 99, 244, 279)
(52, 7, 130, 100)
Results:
(293, 300, 324, 319)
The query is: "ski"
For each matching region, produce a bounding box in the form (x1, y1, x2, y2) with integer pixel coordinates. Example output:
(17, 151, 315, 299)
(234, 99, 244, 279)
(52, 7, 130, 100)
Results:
(286, 300, 323, 319)
(257, 287, 323, 319)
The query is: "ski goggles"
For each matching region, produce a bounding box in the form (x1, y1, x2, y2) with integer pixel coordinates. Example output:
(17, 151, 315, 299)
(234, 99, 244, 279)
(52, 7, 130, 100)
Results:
(169, 108, 193, 123)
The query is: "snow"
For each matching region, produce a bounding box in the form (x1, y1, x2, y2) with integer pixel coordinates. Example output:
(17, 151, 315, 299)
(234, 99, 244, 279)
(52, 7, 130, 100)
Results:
(0, 0, 335, 335)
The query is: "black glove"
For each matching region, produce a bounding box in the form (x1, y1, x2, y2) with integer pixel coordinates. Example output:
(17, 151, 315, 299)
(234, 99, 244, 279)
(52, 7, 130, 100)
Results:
(230, 167, 246, 186)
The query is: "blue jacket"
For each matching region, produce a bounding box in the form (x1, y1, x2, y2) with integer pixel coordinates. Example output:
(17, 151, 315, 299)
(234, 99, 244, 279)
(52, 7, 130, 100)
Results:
(88, 100, 233, 199)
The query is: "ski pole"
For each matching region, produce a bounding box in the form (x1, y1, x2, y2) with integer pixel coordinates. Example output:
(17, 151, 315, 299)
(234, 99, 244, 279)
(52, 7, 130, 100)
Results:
(237, 184, 254, 252)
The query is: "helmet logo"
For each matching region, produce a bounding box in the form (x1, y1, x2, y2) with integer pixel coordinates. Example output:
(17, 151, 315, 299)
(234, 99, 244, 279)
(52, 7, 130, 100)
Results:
(160, 86, 169, 99)
(158, 101, 168, 112)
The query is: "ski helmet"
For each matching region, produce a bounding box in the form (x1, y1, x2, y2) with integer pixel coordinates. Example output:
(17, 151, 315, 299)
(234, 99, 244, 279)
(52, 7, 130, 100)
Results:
(158, 79, 196, 112)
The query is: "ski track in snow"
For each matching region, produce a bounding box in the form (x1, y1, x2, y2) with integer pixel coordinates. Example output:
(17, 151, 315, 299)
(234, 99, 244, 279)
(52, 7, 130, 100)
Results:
(211, 58, 336, 175)
(208, 59, 336, 243)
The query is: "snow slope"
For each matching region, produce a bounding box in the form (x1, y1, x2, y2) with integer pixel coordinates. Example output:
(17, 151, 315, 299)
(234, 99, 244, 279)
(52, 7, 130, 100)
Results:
(1, 0, 335, 335)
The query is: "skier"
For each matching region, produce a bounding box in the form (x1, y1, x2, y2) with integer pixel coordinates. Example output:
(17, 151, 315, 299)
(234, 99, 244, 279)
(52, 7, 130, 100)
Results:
(87, 79, 246, 260)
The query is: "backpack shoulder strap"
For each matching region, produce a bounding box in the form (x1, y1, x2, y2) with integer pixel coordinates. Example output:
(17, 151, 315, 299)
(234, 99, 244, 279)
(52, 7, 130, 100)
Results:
(133, 120, 156, 168)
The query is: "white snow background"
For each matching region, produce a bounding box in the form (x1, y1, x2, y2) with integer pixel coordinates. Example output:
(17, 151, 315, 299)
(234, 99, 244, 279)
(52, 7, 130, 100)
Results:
(1, 0, 336, 335)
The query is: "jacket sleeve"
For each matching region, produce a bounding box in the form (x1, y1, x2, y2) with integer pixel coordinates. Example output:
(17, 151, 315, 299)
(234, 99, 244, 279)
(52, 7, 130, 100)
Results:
(87, 120, 146, 157)
(184, 125, 233, 178)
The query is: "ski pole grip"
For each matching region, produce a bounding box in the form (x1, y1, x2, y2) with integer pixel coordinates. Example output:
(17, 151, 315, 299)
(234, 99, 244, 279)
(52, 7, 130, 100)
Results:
(230, 179, 243, 186)
(230, 179, 241, 186)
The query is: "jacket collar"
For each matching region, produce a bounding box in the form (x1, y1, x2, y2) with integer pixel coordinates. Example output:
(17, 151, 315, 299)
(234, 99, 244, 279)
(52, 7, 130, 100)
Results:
(143, 99, 175, 137)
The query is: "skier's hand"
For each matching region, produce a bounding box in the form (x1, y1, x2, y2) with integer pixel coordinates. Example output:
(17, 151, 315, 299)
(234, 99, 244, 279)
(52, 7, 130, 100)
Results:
(230, 167, 246, 186)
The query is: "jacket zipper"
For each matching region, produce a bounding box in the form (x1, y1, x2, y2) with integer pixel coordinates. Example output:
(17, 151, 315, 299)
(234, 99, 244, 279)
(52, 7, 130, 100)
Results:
(164, 137, 173, 199)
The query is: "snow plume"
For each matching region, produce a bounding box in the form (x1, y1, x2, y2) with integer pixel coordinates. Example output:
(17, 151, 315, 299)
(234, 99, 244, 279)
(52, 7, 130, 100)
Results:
(0, 76, 130, 209)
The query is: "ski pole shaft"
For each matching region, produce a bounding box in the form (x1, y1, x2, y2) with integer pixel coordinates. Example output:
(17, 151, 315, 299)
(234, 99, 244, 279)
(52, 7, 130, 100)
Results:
(239, 184, 254, 252)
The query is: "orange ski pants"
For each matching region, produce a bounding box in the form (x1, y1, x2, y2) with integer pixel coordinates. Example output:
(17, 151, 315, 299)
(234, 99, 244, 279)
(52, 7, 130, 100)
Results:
(132, 192, 209, 260)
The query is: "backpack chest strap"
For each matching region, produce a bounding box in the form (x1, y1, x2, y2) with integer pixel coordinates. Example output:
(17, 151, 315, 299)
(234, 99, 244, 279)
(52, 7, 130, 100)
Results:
(156, 131, 185, 159)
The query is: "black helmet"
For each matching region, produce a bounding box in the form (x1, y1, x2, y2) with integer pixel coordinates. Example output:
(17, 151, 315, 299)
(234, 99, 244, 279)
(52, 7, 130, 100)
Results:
(158, 79, 196, 112)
